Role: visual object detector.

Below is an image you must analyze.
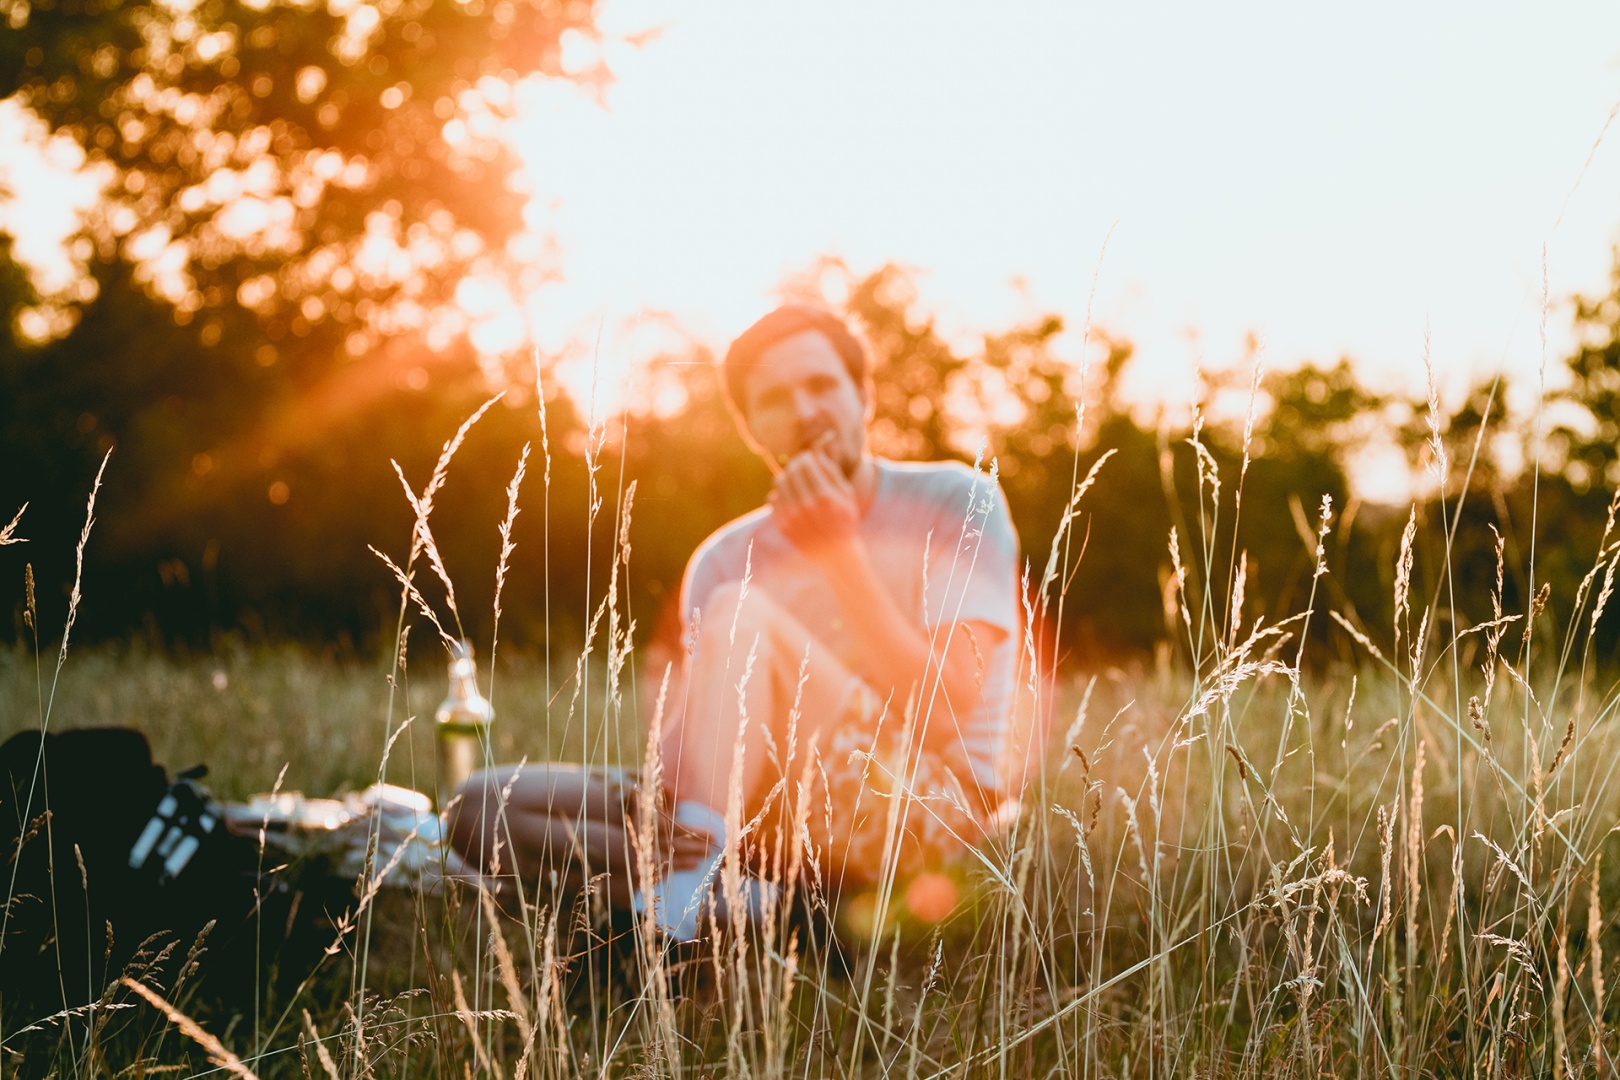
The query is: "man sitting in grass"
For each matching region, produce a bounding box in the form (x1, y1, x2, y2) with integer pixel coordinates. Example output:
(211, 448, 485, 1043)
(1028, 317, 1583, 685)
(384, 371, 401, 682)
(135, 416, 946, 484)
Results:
(450, 305, 1021, 941)
(645, 304, 1023, 938)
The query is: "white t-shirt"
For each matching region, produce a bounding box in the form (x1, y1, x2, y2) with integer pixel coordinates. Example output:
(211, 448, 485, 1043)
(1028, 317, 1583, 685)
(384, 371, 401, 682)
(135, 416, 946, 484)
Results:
(679, 458, 1021, 793)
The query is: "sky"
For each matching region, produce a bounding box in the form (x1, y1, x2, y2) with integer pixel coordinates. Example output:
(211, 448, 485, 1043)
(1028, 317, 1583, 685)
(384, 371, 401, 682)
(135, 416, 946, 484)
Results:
(7, 1, 1620, 431)
(504, 0, 1620, 418)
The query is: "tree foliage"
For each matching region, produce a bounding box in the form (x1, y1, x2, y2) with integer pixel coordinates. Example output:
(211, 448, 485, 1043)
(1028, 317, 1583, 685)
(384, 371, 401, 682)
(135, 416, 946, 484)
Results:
(14, 233, 1620, 667)
(2, 0, 593, 354)
(1554, 257, 1620, 492)
(0, 0, 601, 641)
(12, 0, 1620, 665)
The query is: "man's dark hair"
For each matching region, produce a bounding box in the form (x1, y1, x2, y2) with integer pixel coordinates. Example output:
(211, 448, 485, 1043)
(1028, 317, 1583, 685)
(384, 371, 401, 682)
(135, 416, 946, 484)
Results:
(722, 305, 870, 412)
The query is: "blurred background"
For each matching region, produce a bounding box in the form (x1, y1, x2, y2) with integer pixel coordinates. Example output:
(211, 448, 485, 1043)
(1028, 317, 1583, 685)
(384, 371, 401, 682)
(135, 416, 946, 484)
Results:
(5, 0, 1620, 665)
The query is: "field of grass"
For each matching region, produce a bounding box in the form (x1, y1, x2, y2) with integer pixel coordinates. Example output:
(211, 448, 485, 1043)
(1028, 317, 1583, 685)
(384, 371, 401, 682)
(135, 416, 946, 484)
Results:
(7, 403, 1620, 1079)
(0, 643, 631, 802)
(3, 617, 1619, 1078)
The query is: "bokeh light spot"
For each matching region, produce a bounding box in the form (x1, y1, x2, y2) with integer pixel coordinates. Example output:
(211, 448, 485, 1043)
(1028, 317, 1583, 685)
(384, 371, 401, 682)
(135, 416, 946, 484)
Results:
(840, 890, 885, 941)
(905, 871, 959, 924)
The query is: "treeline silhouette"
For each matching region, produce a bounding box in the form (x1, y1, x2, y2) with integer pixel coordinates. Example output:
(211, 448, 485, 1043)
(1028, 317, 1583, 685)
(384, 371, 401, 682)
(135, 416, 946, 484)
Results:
(8, 252, 1620, 670)
(8, 0, 1620, 668)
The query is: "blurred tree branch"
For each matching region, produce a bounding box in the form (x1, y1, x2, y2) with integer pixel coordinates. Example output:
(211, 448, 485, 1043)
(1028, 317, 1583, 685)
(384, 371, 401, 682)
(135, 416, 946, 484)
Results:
(1, 0, 596, 356)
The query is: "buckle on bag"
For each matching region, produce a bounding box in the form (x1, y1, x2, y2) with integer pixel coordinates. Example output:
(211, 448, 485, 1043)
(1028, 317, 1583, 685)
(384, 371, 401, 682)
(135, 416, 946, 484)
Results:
(128, 777, 219, 883)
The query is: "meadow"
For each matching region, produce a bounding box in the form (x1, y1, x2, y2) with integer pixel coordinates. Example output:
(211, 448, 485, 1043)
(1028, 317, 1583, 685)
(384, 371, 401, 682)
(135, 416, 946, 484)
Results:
(6, 0, 1619, 1069)
(3, 409, 1619, 1080)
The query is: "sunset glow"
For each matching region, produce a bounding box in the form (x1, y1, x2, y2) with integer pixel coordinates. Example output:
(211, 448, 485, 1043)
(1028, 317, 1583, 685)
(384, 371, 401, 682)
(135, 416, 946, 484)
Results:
(7, 2, 1620, 420)
(494, 0, 1620, 417)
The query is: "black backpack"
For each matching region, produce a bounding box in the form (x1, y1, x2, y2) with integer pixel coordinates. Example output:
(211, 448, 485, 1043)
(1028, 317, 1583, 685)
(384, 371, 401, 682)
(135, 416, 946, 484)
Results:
(0, 727, 294, 1007)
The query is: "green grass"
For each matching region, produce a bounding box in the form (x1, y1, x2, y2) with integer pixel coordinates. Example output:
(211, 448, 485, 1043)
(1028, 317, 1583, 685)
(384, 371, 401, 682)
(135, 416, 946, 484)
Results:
(2, 636, 1618, 1078)
(8, 389, 1620, 1078)
(0, 643, 631, 802)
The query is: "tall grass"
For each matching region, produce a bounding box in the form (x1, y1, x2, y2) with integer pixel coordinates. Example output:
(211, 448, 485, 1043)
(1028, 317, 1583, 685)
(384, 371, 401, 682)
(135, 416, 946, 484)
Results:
(6, 363, 1620, 1079)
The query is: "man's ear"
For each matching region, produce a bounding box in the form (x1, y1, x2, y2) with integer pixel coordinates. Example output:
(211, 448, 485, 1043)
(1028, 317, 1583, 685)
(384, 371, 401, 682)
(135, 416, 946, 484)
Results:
(861, 375, 876, 424)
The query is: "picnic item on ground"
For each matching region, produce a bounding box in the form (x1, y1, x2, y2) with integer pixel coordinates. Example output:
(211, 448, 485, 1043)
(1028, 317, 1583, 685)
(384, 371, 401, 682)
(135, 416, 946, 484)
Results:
(435, 639, 493, 810)
(0, 728, 282, 1005)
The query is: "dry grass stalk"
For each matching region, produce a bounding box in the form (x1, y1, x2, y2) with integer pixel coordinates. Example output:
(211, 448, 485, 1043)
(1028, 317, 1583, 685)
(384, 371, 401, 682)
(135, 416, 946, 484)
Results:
(450, 970, 500, 1079)
(1483, 525, 1509, 704)
(1311, 493, 1332, 578)
(481, 886, 534, 1053)
(630, 665, 683, 1079)
(1166, 527, 1190, 639)
(490, 441, 532, 671)
(1592, 853, 1607, 1070)
(120, 977, 259, 1080)
(389, 392, 502, 639)
(1555, 920, 1570, 1078)
(1521, 581, 1551, 662)
(1433, 824, 1460, 973)
(1394, 507, 1417, 655)
(368, 544, 457, 649)
(1547, 719, 1577, 778)
(0, 503, 26, 545)
(1331, 609, 1391, 667)
(52, 447, 112, 704)
(1370, 802, 1396, 965)
(391, 460, 465, 635)
(1592, 549, 1620, 639)
(23, 561, 35, 633)
(1035, 449, 1116, 601)
(1227, 549, 1248, 649)
(1235, 353, 1263, 506)
(300, 1009, 342, 1080)
(1422, 327, 1448, 480)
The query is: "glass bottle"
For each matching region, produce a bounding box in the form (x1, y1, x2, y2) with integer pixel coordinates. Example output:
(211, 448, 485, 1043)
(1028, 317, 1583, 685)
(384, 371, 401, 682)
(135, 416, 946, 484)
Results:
(435, 640, 493, 811)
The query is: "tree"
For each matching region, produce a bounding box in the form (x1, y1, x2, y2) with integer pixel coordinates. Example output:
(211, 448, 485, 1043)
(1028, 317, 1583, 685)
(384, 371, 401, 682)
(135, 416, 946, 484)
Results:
(0, 0, 602, 640)
(1, 0, 596, 353)
(1553, 256, 1620, 493)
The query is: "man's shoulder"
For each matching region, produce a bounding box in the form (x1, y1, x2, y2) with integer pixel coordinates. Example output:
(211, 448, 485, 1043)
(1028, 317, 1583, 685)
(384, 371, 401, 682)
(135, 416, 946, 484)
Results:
(876, 459, 1018, 565)
(877, 458, 1006, 509)
(686, 506, 774, 578)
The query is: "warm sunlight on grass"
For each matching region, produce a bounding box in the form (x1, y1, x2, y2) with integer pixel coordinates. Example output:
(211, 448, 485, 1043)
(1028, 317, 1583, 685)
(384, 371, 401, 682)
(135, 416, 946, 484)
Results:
(11, 1, 1620, 1075)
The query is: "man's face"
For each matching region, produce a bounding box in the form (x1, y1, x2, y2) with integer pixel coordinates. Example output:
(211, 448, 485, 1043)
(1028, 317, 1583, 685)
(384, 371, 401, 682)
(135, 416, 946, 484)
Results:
(742, 329, 870, 477)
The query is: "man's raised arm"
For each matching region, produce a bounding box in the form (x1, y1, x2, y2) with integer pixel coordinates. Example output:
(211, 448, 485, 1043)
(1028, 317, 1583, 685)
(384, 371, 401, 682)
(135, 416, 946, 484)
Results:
(769, 442, 1007, 740)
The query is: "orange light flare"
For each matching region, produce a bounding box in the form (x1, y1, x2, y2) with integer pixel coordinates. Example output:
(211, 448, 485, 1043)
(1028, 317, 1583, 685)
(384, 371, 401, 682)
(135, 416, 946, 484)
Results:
(838, 872, 964, 940)
(905, 871, 960, 924)
(481, 24, 700, 421)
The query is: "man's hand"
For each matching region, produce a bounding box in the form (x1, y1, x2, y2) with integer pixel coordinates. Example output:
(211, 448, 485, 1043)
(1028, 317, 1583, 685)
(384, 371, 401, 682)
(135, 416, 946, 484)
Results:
(768, 434, 860, 559)
(665, 813, 724, 870)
